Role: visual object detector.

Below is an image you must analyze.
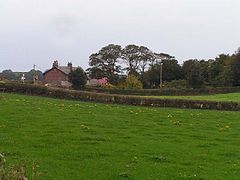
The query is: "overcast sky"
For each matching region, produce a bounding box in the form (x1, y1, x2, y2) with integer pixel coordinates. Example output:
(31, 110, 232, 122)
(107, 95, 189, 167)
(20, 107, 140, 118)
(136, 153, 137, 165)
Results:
(0, 0, 239, 72)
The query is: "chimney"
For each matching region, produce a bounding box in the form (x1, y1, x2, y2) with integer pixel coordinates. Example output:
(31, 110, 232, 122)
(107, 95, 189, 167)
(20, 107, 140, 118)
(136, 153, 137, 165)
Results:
(68, 62, 73, 72)
(52, 60, 59, 68)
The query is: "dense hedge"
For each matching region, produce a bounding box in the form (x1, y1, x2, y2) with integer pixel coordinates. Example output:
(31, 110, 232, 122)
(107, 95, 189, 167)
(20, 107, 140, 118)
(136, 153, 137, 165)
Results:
(84, 86, 240, 96)
(1, 82, 240, 111)
(0, 82, 48, 95)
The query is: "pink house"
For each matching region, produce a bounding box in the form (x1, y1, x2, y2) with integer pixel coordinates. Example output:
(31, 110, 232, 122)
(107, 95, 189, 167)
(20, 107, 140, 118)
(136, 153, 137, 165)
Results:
(97, 77, 108, 85)
(87, 77, 108, 86)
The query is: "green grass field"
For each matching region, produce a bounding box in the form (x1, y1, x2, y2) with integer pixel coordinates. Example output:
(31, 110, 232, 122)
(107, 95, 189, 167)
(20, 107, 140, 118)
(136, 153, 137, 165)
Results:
(0, 93, 240, 179)
(148, 92, 240, 102)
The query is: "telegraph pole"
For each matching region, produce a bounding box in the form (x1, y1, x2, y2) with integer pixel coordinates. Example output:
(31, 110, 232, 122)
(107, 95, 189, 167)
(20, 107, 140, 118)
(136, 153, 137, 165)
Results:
(33, 64, 37, 84)
(160, 62, 163, 88)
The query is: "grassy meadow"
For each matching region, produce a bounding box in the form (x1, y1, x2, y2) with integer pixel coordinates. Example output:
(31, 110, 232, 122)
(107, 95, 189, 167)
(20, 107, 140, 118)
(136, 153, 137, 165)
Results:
(148, 92, 240, 102)
(0, 93, 240, 179)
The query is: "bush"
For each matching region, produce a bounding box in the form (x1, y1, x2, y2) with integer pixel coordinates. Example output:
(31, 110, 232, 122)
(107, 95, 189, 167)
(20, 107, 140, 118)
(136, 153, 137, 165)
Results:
(118, 75, 143, 89)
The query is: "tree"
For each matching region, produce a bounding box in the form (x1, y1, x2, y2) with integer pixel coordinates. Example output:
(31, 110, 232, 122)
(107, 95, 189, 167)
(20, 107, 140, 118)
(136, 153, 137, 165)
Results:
(182, 59, 204, 88)
(161, 59, 183, 82)
(138, 46, 155, 83)
(142, 53, 182, 88)
(142, 66, 159, 88)
(122, 44, 141, 75)
(25, 70, 43, 81)
(121, 45, 156, 85)
(210, 54, 233, 86)
(229, 50, 240, 86)
(1, 69, 43, 82)
(69, 68, 87, 89)
(1, 70, 17, 80)
(87, 44, 122, 84)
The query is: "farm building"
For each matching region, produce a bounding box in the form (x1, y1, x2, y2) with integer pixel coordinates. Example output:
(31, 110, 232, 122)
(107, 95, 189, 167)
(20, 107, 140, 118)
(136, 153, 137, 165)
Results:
(43, 61, 77, 87)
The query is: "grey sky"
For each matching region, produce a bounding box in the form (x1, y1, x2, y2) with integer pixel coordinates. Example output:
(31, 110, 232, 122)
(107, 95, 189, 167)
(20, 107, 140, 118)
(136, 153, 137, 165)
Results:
(0, 0, 239, 72)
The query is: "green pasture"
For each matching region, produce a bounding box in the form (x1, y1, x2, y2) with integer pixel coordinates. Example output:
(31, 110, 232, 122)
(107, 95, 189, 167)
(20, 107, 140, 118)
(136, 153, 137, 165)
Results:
(148, 92, 240, 102)
(0, 93, 239, 179)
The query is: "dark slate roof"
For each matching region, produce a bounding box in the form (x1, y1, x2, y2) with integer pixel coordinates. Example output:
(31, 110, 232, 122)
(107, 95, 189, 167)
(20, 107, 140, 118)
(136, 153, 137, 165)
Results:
(58, 66, 77, 75)
(43, 66, 77, 75)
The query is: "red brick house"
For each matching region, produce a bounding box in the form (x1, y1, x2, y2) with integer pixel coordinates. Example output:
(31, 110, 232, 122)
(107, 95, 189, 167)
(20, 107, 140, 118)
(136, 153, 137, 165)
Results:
(43, 61, 76, 87)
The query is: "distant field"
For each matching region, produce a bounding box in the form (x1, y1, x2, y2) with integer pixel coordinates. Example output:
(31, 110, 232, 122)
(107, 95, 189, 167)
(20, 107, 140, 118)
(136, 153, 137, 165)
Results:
(0, 93, 239, 179)
(148, 93, 240, 102)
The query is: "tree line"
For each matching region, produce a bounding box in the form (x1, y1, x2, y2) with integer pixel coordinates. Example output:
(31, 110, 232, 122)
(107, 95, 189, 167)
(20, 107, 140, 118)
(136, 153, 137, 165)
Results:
(1, 44, 239, 89)
(0, 69, 43, 81)
(86, 44, 240, 89)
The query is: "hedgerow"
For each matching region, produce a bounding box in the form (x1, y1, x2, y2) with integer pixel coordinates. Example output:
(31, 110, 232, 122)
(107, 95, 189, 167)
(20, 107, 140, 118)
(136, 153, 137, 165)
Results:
(1, 82, 240, 111)
(84, 86, 240, 96)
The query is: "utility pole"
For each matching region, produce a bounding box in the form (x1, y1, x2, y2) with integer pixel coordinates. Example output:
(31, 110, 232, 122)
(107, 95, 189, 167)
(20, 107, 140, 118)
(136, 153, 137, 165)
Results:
(155, 54, 163, 89)
(33, 64, 37, 84)
(160, 62, 163, 88)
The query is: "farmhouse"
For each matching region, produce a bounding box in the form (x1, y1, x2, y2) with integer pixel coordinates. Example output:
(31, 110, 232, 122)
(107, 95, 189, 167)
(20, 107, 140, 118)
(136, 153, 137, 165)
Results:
(43, 61, 76, 87)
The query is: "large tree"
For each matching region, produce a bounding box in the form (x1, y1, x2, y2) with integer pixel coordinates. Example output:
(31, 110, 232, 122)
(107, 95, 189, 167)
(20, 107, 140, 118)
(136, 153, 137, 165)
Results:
(210, 54, 233, 86)
(121, 44, 141, 75)
(138, 46, 155, 81)
(1, 70, 17, 80)
(229, 50, 240, 86)
(1, 69, 43, 81)
(142, 53, 182, 88)
(182, 59, 205, 88)
(87, 44, 122, 84)
(122, 45, 155, 83)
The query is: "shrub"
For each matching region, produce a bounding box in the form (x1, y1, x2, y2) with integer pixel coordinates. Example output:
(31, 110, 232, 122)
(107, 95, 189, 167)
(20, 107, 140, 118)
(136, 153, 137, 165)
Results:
(118, 75, 143, 89)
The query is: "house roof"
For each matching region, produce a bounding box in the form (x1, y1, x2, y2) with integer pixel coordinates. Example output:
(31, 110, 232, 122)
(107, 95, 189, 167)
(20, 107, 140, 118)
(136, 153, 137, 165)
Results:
(43, 66, 76, 75)
(58, 66, 77, 75)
